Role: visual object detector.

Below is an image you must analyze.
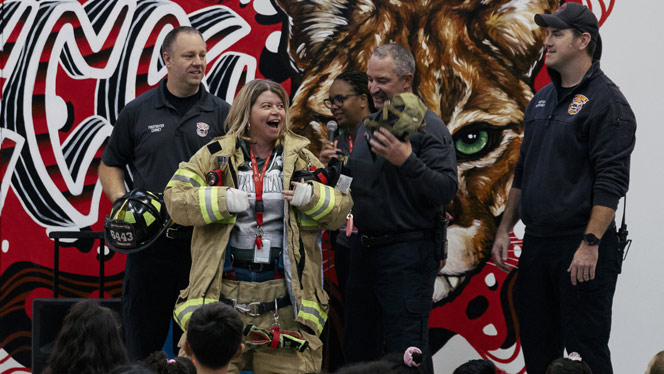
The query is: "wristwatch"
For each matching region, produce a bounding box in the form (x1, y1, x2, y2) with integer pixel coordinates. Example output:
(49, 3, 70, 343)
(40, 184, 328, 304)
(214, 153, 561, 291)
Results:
(583, 233, 601, 246)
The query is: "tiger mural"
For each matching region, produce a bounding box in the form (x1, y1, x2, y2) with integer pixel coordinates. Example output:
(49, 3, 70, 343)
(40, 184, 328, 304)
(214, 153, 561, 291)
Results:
(277, 0, 556, 300)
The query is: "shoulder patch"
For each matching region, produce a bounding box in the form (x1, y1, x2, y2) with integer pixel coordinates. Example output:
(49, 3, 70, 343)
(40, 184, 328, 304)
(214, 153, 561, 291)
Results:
(207, 141, 222, 154)
(568, 94, 589, 115)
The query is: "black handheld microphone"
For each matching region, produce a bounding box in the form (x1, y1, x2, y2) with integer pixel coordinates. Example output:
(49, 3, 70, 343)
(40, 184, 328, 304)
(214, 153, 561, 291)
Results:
(326, 120, 338, 142)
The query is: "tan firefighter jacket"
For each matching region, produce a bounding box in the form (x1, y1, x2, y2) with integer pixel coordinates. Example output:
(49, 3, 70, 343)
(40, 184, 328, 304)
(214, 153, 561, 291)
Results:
(164, 131, 352, 338)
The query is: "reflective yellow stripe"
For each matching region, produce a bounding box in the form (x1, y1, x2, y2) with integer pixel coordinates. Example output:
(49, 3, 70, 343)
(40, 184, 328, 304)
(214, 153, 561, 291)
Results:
(303, 184, 325, 216)
(173, 297, 219, 330)
(303, 184, 335, 220)
(199, 187, 227, 224)
(168, 169, 206, 188)
(209, 187, 223, 221)
(296, 212, 317, 227)
(199, 188, 212, 223)
(219, 216, 237, 224)
(297, 299, 328, 334)
(312, 185, 335, 220)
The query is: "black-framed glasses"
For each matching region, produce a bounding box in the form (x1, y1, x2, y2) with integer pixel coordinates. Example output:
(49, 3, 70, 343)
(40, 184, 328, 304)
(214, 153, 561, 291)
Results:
(324, 94, 359, 109)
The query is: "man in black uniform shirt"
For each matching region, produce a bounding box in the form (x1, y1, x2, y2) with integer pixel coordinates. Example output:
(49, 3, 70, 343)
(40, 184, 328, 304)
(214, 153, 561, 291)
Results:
(344, 43, 458, 373)
(99, 26, 230, 360)
(491, 4, 636, 373)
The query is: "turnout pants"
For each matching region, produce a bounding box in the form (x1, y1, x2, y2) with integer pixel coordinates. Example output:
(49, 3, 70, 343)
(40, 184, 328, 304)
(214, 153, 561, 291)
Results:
(222, 279, 323, 374)
(344, 235, 438, 374)
(514, 224, 622, 374)
(122, 235, 192, 361)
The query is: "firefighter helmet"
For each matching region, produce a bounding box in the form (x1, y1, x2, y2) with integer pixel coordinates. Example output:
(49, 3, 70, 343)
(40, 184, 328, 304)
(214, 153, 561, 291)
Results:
(364, 92, 427, 141)
(104, 189, 171, 254)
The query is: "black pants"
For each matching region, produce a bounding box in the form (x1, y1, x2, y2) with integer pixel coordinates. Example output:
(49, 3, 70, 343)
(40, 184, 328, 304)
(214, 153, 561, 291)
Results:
(343, 235, 437, 373)
(122, 236, 192, 361)
(514, 225, 622, 374)
(332, 230, 355, 299)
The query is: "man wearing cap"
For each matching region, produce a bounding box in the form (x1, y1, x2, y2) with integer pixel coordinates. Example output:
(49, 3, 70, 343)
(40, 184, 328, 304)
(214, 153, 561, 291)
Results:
(491, 3, 636, 373)
(99, 26, 230, 360)
(344, 43, 458, 373)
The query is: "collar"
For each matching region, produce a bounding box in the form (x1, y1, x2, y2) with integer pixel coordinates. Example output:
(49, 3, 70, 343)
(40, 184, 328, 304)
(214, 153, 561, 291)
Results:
(238, 138, 284, 160)
(281, 131, 311, 157)
(221, 131, 309, 167)
(153, 79, 216, 111)
(547, 60, 601, 92)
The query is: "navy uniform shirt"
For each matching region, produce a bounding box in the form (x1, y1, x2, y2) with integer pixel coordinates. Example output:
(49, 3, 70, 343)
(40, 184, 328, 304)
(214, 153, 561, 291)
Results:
(102, 79, 230, 194)
(348, 109, 458, 235)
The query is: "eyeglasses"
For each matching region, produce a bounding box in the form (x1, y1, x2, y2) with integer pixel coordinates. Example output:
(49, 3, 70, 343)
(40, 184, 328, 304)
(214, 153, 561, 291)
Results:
(324, 94, 359, 109)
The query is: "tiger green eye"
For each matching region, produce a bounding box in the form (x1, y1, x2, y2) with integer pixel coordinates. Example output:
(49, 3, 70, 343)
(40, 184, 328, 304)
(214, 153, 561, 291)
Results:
(456, 130, 489, 155)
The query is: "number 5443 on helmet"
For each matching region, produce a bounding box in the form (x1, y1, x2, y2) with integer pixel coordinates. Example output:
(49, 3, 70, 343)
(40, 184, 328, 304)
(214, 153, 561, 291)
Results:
(104, 189, 171, 254)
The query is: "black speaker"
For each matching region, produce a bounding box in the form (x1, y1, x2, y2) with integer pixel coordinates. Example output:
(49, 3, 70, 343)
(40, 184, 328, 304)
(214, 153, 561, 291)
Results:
(31, 298, 122, 374)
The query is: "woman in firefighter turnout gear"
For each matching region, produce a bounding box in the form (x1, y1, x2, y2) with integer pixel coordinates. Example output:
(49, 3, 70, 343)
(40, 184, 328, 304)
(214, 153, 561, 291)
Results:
(164, 79, 352, 373)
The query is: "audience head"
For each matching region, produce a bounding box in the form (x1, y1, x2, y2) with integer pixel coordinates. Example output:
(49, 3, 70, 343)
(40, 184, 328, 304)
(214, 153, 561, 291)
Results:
(546, 353, 593, 374)
(453, 359, 497, 374)
(142, 351, 195, 374)
(646, 350, 664, 374)
(109, 364, 156, 374)
(45, 299, 127, 374)
(184, 302, 244, 371)
(334, 352, 421, 374)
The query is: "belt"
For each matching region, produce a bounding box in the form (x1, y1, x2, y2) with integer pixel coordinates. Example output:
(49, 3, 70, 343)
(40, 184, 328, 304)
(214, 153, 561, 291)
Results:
(232, 260, 276, 272)
(360, 230, 433, 248)
(220, 296, 291, 317)
(164, 225, 193, 240)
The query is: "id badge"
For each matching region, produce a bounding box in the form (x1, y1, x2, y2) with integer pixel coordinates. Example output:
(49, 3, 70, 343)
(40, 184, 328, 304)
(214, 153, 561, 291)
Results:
(335, 174, 352, 194)
(254, 238, 271, 264)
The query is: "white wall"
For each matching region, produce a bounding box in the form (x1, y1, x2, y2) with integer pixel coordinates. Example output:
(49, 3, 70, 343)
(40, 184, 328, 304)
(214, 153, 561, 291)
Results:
(601, 1, 664, 373)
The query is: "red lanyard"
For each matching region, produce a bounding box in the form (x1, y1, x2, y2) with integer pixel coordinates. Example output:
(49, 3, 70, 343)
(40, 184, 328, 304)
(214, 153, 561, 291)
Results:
(348, 134, 354, 153)
(250, 148, 272, 249)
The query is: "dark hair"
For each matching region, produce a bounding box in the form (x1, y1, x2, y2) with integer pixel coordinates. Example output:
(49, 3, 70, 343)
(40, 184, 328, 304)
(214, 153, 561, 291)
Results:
(162, 26, 204, 55)
(648, 350, 664, 374)
(109, 364, 156, 374)
(453, 359, 497, 374)
(186, 302, 243, 370)
(142, 351, 195, 374)
(334, 360, 394, 374)
(334, 352, 420, 374)
(570, 28, 597, 59)
(334, 70, 376, 113)
(546, 357, 593, 374)
(45, 299, 128, 374)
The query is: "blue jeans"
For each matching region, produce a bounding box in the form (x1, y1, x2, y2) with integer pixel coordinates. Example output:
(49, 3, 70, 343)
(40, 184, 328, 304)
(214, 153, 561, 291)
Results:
(234, 268, 277, 282)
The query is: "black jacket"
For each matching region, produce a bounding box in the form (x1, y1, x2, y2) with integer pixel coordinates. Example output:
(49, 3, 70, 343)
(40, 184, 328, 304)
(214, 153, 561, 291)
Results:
(348, 109, 458, 235)
(513, 61, 636, 237)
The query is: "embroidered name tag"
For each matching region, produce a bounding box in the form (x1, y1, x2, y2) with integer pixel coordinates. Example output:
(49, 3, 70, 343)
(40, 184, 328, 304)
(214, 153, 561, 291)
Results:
(148, 124, 164, 133)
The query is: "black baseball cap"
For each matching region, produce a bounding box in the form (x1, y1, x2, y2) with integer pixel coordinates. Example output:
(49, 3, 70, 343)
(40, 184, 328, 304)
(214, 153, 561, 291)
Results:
(535, 2, 599, 42)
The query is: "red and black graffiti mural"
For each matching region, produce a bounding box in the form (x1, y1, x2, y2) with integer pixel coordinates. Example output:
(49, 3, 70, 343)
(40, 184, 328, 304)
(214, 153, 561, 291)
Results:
(0, 0, 614, 372)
